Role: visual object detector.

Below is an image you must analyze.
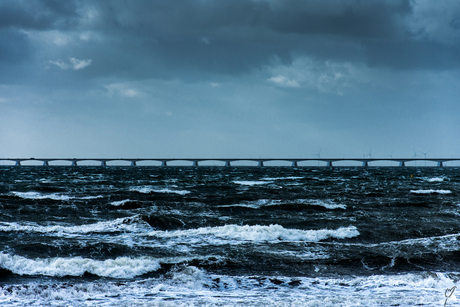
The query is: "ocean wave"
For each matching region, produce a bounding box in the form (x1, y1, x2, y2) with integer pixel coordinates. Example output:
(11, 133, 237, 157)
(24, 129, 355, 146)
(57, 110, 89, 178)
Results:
(410, 189, 452, 194)
(110, 199, 133, 206)
(0, 253, 161, 278)
(294, 199, 346, 210)
(0, 216, 152, 234)
(262, 176, 304, 181)
(233, 180, 273, 186)
(129, 186, 190, 195)
(422, 176, 448, 182)
(11, 192, 104, 201)
(220, 199, 281, 209)
(0, 270, 455, 307)
(222, 199, 346, 210)
(148, 224, 359, 243)
(12, 192, 72, 201)
(340, 232, 460, 256)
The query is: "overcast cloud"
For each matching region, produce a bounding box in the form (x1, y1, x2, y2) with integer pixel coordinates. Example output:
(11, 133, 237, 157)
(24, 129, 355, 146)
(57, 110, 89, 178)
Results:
(1, 0, 459, 161)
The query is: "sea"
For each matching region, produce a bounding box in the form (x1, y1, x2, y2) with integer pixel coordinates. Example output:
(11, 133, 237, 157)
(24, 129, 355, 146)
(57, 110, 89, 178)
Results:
(1, 165, 460, 306)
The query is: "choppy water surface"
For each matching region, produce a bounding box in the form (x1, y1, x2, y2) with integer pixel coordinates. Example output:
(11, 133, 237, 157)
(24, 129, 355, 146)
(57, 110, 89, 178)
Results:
(1, 166, 460, 306)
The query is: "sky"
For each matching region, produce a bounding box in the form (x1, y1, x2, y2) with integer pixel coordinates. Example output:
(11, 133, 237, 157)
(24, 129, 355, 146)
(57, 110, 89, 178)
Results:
(1, 0, 459, 160)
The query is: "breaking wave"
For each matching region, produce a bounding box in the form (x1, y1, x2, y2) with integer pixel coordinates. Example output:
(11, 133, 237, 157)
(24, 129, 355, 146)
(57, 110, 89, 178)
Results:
(0, 253, 161, 278)
(148, 224, 359, 243)
(410, 189, 452, 194)
(129, 186, 190, 195)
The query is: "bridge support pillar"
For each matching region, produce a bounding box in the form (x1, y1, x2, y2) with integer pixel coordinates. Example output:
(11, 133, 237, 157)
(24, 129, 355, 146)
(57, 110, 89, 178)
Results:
(131, 161, 137, 167)
(258, 161, 264, 167)
(326, 161, 333, 168)
(43, 161, 49, 166)
(225, 161, 231, 167)
(15, 160, 21, 166)
(192, 161, 199, 167)
(291, 161, 298, 167)
(101, 161, 107, 167)
(437, 161, 444, 167)
(362, 161, 369, 167)
(399, 161, 405, 167)
(161, 161, 167, 167)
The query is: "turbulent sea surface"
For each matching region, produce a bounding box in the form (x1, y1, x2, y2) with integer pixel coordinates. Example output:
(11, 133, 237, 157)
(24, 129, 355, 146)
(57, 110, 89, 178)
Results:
(1, 166, 460, 306)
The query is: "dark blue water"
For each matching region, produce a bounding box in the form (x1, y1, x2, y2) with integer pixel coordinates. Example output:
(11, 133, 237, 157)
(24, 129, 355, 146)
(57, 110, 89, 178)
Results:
(1, 166, 459, 306)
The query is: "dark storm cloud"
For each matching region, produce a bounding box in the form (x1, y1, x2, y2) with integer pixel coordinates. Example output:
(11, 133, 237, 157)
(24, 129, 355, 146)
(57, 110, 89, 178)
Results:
(264, 0, 411, 39)
(0, 0, 81, 82)
(1, 0, 458, 83)
(0, 0, 79, 30)
(84, 0, 416, 76)
(92, 0, 460, 76)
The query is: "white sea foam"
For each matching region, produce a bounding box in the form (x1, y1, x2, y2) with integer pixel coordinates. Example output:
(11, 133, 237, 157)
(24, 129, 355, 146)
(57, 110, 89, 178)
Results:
(0, 216, 152, 234)
(12, 191, 72, 201)
(233, 180, 273, 186)
(11, 192, 103, 201)
(410, 189, 452, 194)
(0, 269, 457, 307)
(0, 253, 161, 278)
(220, 199, 281, 209)
(221, 199, 346, 210)
(423, 176, 448, 182)
(262, 176, 304, 181)
(296, 199, 346, 209)
(79, 194, 103, 200)
(129, 186, 190, 195)
(110, 199, 132, 206)
(148, 224, 359, 243)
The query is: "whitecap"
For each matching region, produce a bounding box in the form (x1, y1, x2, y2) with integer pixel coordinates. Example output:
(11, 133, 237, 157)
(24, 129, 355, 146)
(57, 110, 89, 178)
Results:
(423, 177, 448, 182)
(262, 176, 303, 181)
(12, 192, 72, 201)
(129, 186, 190, 195)
(0, 253, 161, 278)
(296, 199, 346, 210)
(148, 224, 359, 243)
(110, 199, 132, 206)
(2, 269, 455, 307)
(78, 195, 104, 200)
(220, 199, 281, 209)
(152, 188, 191, 195)
(410, 189, 452, 194)
(256, 199, 346, 210)
(0, 216, 152, 235)
(233, 180, 273, 186)
(11, 192, 104, 201)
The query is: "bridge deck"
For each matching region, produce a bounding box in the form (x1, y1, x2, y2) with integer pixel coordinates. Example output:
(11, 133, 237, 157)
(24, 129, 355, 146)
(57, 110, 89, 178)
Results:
(1, 158, 459, 167)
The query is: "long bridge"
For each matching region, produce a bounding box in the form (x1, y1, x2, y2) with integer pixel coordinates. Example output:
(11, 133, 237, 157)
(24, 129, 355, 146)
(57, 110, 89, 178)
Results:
(1, 158, 459, 167)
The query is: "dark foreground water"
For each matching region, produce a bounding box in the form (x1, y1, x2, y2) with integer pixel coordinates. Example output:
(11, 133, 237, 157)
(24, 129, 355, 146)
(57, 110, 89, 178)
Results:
(1, 166, 460, 306)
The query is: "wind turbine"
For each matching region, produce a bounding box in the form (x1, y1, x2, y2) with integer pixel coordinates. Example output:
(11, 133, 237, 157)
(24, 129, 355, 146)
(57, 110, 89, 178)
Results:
(412, 149, 419, 166)
(364, 149, 373, 166)
(313, 148, 321, 166)
(367, 149, 373, 158)
(419, 150, 430, 166)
